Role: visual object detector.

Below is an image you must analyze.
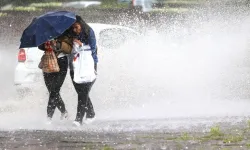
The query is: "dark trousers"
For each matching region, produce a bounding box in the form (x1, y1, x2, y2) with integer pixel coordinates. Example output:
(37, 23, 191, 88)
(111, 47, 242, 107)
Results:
(43, 56, 68, 118)
(70, 70, 96, 124)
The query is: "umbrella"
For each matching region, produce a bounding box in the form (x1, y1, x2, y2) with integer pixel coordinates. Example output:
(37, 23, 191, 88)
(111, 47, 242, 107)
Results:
(19, 11, 76, 48)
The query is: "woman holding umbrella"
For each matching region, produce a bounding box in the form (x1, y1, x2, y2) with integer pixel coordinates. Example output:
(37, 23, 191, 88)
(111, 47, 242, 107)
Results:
(69, 15, 98, 126)
(38, 30, 73, 124)
(19, 11, 76, 124)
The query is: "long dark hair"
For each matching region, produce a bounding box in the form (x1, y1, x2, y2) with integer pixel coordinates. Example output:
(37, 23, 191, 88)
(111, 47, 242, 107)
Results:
(75, 15, 90, 44)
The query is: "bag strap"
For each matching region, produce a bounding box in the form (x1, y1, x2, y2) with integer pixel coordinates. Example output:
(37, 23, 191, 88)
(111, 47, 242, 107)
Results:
(44, 41, 62, 57)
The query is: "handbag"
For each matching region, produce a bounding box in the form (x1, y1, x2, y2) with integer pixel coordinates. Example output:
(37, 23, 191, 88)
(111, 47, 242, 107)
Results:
(38, 54, 44, 69)
(73, 49, 96, 83)
(38, 41, 60, 73)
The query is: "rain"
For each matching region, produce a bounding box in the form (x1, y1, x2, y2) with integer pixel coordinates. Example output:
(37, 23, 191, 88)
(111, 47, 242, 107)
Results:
(1, 0, 250, 149)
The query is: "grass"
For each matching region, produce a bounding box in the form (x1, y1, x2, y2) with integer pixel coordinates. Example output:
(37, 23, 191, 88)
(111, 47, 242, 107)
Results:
(29, 2, 62, 8)
(83, 0, 127, 9)
(175, 141, 183, 150)
(138, 125, 245, 144)
(165, 136, 179, 140)
(151, 7, 190, 13)
(102, 145, 114, 150)
(198, 126, 243, 143)
(247, 120, 250, 129)
(170, 126, 244, 144)
(165, 0, 203, 5)
(81, 144, 114, 150)
(0, 12, 7, 17)
(137, 125, 246, 146)
(14, 6, 42, 11)
(95, 0, 204, 10)
(2, 6, 42, 11)
(178, 132, 192, 141)
(199, 134, 224, 142)
(98, 3, 128, 9)
(1, 2, 61, 12)
(223, 134, 244, 143)
(246, 143, 250, 149)
(210, 125, 224, 137)
(219, 148, 231, 150)
(194, 125, 224, 142)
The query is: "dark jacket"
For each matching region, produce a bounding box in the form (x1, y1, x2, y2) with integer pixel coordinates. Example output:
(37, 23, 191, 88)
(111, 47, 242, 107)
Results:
(77, 27, 98, 63)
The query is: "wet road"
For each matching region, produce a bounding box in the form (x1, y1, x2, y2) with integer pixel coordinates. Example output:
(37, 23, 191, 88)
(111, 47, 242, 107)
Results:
(0, 117, 250, 150)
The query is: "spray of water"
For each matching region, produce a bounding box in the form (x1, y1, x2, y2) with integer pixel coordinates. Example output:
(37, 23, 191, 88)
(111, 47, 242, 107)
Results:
(94, 8, 250, 121)
(0, 6, 250, 130)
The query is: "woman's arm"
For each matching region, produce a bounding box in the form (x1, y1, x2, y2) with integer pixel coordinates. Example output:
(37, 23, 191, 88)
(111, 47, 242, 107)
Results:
(88, 28, 98, 63)
(56, 35, 73, 54)
(73, 28, 98, 63)
(38, 40, 58, 51)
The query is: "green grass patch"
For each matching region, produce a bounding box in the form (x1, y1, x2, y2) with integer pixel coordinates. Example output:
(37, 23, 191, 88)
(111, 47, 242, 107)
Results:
(4, 6, 42, 12)
(197, 126, 224, 142)
(164, 126, 245, 144)
(199, 134, 242, 143)
(210, 126, 224, 137)
(247, 120, 250, 129)
(151, 7, 190, 13)
(98, 3, 128, 9)
(223, 134, 243, 143)
(184, 133, 244, 144)
(137, 133, 167, 140)
(198, 126, 243, 143)
(2, 2, 62, 12)
(29, 2, 62, 8)
(246, 143, 250, 149)
(96, 0, 128, 9)
(165, 136, 178, 140)
(178, 132, 192, 141)
(0, 12, 7, 17)
(199, 134, 224, 142)
(102, 145, 114, 150)
(165, 0, 202, 5)
(175, 141, 183, 150)
(219, 148, 231, 150)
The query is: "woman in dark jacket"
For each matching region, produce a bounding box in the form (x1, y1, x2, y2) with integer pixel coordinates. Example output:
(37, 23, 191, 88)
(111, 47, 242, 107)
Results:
(38, 30, 73, 124)
(69, 15, 98, 126)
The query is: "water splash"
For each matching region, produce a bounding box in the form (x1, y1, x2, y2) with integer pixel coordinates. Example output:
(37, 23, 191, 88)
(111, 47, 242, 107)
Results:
(1, 5, 250, 130)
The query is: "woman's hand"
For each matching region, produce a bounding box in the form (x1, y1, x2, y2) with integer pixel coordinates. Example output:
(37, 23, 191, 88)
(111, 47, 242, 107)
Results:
(50, 40, 57, 47)
(73, 39, 82, 47)
(50, 40, 59, 51)
(44, 41, 54, 50)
